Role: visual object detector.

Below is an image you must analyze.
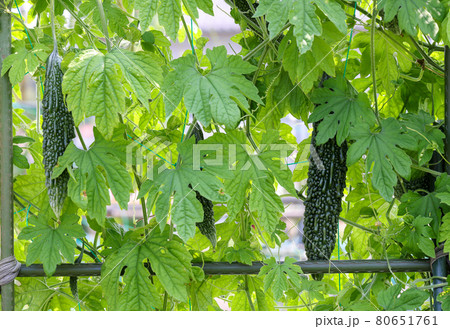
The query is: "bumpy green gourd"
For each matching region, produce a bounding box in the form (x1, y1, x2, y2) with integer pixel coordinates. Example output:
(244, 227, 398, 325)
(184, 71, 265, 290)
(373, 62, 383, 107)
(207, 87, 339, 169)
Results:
(191, 123, 217, 248)
(42, 49, 75, 217)
(394, 173, 435, 199)
(303, 76, 348, 280)
(233, 0, 259, 23)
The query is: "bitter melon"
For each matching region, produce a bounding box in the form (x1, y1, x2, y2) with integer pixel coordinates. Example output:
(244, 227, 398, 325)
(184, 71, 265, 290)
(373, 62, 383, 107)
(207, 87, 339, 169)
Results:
(394, 172, 435, 199)
(191, 123, 217, 248)
(303, 74, 348, 280)
(233, 0, 259, 24)
(42, 49, 75, 217)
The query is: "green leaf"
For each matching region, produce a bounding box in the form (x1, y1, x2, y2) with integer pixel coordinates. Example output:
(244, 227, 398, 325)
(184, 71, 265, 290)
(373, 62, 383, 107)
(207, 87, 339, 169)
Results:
(13, 145, 30, 169)
(400, 111, 445, 165)
(18, 213, 85, 276)
(52, 128, 132, 226)
(378, 284, 429, 310)
(102, 231, 195, 309)
(101, 243, 162, 310)
(1, 45, 48, 86)
(62, 50, 123, 139)
(153, 138, 229, 241)
(309, 76, 375, 145)
(63, 49, 162, 139)
(190, 280, 214, 311)
(135, 0, 213, 40)
(353, 30, 413, 95)
(281, 31, 335, 93)
(258, 257, 303, 300)
(80, 0, 129, 38)
(201, 130, 295, 233)
(438, 290, 450, 311)
(412, 216, 436, 257)
(231, 291, 252, 311)
(249, 177, 285, 234)
(158, 0, 183, 40)
(255, 0, 321, 54)
(437, 192, 450, 206)
(397, 215, 436, 257)
(15, 278, 56, 311)
(262, 67, 313, 125)
(399, 191, 442, 236)
(378, 0, 439, 38)
(163, 46, 261, 128)
(14, 169, 48, 210)
(106, 50, 164, 107)
(136, 0, 158, 31)
(347, 118, 416, 200)
(313, 0, 347, 34)
(377, 283, 402, 310)
(13, 136, 35, 144)
(439, 213, 450, 253)
(224, 241, 258, 265)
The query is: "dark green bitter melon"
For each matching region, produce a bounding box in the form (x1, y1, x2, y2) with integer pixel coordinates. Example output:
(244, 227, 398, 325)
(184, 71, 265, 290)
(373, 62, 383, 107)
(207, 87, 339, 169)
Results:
(233, 0, 259, 24)
(394, 172, 435, 199)
(303, 74, 348, 280)
(42, 49, 75, 217)
(191, 123, 217, 248)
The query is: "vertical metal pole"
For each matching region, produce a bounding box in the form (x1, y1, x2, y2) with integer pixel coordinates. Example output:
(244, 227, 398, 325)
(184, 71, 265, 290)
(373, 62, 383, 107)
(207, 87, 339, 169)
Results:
(446, 47, 450, 174)
(0, 0, 14, 311)
(432, 45, 450, 311)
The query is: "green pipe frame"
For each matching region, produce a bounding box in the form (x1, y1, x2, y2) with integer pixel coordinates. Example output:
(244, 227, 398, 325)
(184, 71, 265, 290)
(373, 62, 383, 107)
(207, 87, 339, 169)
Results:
(432, 45, 450, 311)
(18, 259, 431, 277)
(0, 0, 15, 311)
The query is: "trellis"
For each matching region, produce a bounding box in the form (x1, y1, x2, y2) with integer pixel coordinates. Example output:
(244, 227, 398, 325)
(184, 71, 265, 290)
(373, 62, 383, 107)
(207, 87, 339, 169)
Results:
(1, 2, 449, 312)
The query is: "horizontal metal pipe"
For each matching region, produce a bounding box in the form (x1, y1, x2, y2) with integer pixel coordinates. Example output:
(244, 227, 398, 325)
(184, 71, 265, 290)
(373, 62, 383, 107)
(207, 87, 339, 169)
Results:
(18, 259, 431, 277)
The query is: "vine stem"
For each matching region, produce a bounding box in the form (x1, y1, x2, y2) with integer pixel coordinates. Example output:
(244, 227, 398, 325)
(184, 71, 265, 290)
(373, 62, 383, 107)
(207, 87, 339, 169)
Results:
(75, 127, 87, 150)
(240, 212, 255, 311)
(181, 16, 199, 66)
(14, 192, 40, 210)
(50, 0, 57, 52)
(7, 10, 38, 45)
(244, 45, 269, 152)
(81, 237, 104, 260)
(243, 276, 256, 311)
(223, 0, 264, 37)
(95, 0, 112, 52)
(247, 0, 278, 55)
(410, 37, 445, 73)
(247, 206, 275, 258)
(132, 166, 149, 229)
(339, 216, 379, 235)
(243, 23, 290, 61)
(246, 116, 259, 152)
(370, 1, 381, 126)
(176, 117, 198, 169)
(411, 164, 443, 176)
(162, 291, 168, 311)
(57, 0, 99, 49)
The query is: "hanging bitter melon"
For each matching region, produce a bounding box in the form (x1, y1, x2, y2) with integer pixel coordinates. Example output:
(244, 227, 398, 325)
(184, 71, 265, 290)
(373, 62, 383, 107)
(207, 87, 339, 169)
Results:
(191, 123, 217, 248)
(42, 49, 75, 217)
(394, 172, 435, 199)
(303, 75, 348, 280)
(233, 0, 259, 24)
